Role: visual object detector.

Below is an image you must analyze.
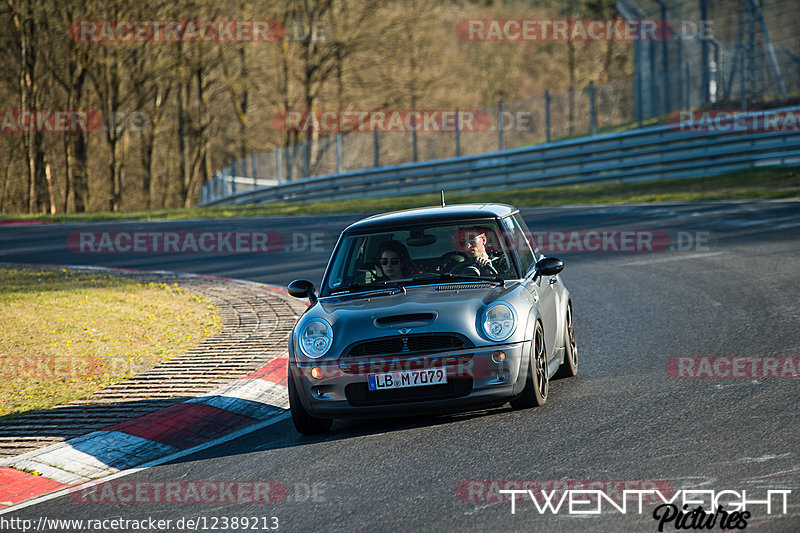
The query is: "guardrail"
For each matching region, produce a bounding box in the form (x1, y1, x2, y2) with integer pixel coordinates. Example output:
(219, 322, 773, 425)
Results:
(199, 106, 800, 207)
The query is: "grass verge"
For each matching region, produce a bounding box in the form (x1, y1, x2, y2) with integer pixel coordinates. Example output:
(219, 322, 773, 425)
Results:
(0, 268, 222, 420)
(2, 165, 799, 223)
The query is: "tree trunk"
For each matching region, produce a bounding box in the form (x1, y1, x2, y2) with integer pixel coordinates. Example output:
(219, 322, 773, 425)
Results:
(14, 5, 46, 214)
(70, 133, 89, 212)
(0, 143, 15, 213)
(64, 63, 89, 212)
(178, 75, 189, 206)
(44, 155, 56, 214)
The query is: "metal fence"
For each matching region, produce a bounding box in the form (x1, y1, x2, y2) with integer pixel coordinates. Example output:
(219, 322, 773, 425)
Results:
(200, 106, 800, 207)
(201, 0, 800, 206)
(201, 81, 639, 204)
(619, 0, 800, 116)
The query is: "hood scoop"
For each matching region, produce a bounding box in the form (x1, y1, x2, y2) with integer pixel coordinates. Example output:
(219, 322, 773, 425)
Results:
(374, 312, 436, 328)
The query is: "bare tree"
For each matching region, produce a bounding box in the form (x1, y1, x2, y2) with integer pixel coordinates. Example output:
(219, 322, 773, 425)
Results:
(51, 1, 94, 212)
(8, 0, 48, 213)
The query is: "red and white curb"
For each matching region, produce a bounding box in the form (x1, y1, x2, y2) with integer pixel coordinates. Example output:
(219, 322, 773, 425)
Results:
(0, 357, 289, 511)
(0, 264, 297, 512)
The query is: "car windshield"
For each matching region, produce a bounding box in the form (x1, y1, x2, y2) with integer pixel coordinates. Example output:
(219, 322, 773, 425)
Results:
(322, 219, 518, 295)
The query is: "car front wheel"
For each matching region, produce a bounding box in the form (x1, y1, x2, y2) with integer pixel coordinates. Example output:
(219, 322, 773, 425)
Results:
(510, 322, 548, 408)
(288, 369, 333, 434)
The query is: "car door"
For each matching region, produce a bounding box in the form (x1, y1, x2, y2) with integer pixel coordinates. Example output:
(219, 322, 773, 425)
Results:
(503, 214, 558, 360)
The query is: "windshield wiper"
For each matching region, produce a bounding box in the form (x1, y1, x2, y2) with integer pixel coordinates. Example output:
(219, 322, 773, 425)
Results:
(328, 282, 404, 296)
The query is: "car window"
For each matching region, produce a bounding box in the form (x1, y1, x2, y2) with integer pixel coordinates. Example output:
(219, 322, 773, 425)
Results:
(503, 214, 536, 274)
(322, 220, 517, 294)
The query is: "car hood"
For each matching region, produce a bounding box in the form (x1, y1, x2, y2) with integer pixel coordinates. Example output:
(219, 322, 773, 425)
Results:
(296, 282, 526, 360)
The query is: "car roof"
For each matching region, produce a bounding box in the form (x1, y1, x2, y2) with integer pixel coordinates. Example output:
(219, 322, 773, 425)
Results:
(344, 203, 517, 233)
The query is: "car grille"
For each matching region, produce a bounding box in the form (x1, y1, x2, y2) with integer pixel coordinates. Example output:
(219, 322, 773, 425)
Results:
(344, 334, 471, 357)
(344, 378, 473, 406)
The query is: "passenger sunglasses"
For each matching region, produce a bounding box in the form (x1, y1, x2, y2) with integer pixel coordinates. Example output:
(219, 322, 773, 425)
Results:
(380, 258, 400, 265)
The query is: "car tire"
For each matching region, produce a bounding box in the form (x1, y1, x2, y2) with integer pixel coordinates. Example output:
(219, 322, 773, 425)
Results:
(288, 369, 333, 434)
(554, 302, 578, 378)
(510, 322, 548, 408)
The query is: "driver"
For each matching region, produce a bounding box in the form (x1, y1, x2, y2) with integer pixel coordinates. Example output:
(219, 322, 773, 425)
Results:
(452, 227, 505, 275)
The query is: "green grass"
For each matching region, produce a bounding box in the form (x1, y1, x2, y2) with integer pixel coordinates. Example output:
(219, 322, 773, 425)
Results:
(3, 165, 799, 223)
(0, 268, 222, 419)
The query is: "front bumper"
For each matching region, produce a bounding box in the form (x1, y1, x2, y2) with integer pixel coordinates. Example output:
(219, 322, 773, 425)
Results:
(290, 342, 528, 418)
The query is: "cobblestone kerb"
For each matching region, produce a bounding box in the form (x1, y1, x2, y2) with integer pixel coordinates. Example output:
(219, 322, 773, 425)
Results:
(0, 263, 307, 458)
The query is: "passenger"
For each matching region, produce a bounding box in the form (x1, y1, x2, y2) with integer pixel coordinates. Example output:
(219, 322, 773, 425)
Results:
(377, 240, 417, 281)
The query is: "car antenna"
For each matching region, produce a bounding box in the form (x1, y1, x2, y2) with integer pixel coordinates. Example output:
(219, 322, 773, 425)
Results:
(440, 190, 445, 207)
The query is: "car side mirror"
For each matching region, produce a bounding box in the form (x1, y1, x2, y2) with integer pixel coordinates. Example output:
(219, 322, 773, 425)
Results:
(288, 279, 317, 304)
(535, 257, 564, 277)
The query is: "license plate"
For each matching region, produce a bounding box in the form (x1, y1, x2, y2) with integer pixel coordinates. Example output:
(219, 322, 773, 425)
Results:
(368, 367, 447, 390)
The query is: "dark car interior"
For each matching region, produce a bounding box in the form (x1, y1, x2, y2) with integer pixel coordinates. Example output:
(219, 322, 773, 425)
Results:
(348, 224, 515, 285)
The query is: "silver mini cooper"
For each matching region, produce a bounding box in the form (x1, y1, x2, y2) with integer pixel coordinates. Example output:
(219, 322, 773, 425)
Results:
(287, 203, 577, 434)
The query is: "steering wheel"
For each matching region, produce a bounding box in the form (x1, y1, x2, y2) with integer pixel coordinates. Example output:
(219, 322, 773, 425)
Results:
(450, 258, 498, 276)
(440, 251, 467, 272)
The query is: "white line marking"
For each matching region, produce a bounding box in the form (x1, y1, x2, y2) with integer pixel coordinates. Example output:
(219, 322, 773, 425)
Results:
(618, 251, 728, 266)
(738, 453, 795, 464)
(0, 411, 290, 515)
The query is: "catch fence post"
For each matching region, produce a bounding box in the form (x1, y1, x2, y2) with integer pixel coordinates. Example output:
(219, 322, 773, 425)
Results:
(589, 82, 597, 136)
(545, 90, 551, 142)
(498, 101, 504, 150)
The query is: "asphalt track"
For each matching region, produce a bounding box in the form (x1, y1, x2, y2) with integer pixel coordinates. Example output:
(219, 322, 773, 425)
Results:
(1, 200, 799, 532)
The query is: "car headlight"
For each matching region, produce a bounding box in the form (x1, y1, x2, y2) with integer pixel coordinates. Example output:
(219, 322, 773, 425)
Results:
(298, 318, 333, 358)
(481, 302, 516, 342)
